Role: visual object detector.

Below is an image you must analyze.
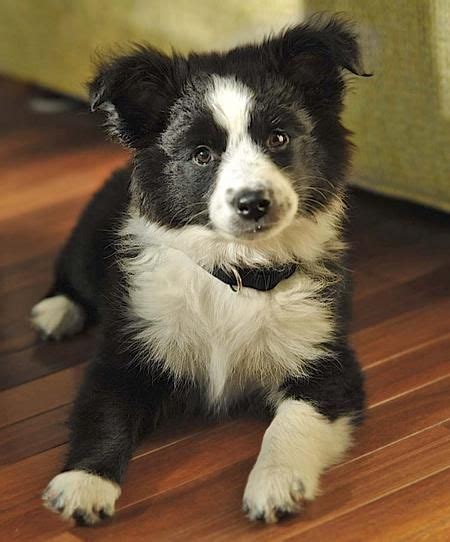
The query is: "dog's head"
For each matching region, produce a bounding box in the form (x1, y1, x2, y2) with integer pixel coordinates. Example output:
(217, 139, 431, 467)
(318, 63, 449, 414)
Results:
(90, 16, 367, 253)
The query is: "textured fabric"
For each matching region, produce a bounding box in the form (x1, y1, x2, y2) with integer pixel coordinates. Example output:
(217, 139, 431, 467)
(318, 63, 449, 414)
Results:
(0, 0, 299, 97)
(0, 1, 448, 211)
(300, 0, 450, 212)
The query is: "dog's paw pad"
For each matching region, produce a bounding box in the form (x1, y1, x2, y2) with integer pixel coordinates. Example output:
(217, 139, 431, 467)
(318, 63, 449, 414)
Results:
(31, 295, 85, 340)
(243, 466, 307, 524)
(43, 470, 121, 526)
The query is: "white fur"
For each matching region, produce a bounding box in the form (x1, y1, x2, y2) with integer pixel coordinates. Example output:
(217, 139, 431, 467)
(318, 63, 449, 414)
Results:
(121, 207, 341, 408)
(206, 76, 253, 145)
(43, 470, 121, 525)
(243, 399, 353, 523)
(121, 196, 345, 272)
(30, 294, 85, 340)
(206, 76, 299, 239)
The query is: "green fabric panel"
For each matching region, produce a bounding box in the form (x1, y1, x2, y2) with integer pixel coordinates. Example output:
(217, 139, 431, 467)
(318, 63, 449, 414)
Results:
(0, 0, 299, 96)
(301, 0, 450, 212)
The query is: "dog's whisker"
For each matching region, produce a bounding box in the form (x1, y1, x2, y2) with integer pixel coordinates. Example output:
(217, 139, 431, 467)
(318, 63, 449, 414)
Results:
(181, 209, 209, 227)
(168, 202, 207, 226)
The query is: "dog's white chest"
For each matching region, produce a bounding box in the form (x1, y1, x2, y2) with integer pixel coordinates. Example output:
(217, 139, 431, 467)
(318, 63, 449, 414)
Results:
(127, 246, 333, 406)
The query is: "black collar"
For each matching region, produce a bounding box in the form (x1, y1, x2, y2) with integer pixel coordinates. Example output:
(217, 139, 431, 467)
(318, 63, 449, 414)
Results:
(209, 263, 298, 292)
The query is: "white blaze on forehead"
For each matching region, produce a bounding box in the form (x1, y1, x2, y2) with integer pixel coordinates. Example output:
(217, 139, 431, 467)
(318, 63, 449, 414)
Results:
(206, 75, 299, 239)
(206, 76, 254, 144)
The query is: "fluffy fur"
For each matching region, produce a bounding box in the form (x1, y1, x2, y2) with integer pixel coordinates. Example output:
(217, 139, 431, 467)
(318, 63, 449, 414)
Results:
(31, 294, 86, 340)
(43, 470, 121, 525)
(34, 15, 368, 526)
(243, 400, 353, 522)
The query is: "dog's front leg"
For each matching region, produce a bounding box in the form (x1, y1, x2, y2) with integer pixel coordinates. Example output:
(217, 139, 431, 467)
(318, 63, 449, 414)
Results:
(42, 354, 165, 525)
(243, 398, 355, 523)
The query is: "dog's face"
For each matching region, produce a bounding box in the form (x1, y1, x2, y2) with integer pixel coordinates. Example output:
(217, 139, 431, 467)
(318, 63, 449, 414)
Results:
(149, 73, 305, 241)
(91, 17, 367, 244)
(159, 74, 313, 241)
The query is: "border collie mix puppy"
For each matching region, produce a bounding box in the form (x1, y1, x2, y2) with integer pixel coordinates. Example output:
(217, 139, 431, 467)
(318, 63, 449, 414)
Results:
(33, 16, 368, 525)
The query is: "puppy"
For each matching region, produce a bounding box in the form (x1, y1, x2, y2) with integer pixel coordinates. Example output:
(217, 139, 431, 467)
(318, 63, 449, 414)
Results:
(33, 15, 368, 525)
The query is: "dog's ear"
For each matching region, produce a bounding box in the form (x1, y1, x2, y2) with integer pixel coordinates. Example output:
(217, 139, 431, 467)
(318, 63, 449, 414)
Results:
(267, 15, 370, 107)
(89, 47, 187, 148)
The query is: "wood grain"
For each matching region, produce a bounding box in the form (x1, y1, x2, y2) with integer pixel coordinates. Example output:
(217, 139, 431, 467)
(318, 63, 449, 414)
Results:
(351, 297, 450, 368)
(351, 265, 450, 333)
(0, 405, 71, 466)
(295, 468, 450, 542)
(0, 364, 86, 428)
(364, 333, 450, 406)
(352, 376, 450, 457)
(0, 331, 95, 391)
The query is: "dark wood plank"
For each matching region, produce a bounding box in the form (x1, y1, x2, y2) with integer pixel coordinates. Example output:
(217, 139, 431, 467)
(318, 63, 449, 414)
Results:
(0, 405, 71, 466)
(353, 376, 450, 457)
(46, 534, 83, 542)
(0, 254, 53, 296)
(350, 190, 450, 300)
(296, 468, 450, 542)
(0, 330, 95, 391)
(351, 297, 450, 368)
(365, 333, 450, 406)
(0, 158, 126, 268)
(0, 446, 64, 513)
(0, 144, 125, 214)
(0, 364, 86, 429)
(1, 196, 91, 270)
(351, 265, 450, 333)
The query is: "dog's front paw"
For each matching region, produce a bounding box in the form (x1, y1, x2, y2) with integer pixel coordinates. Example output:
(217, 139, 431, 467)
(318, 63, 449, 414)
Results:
(43, 470, 121, 526)
(243, 465, 309, 524)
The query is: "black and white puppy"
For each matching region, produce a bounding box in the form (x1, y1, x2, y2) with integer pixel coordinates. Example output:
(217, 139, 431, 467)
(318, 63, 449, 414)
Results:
(33, 16, 368, 526)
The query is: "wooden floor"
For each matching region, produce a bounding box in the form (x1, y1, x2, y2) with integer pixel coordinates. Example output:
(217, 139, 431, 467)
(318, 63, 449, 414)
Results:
(0, 77, 449, 542)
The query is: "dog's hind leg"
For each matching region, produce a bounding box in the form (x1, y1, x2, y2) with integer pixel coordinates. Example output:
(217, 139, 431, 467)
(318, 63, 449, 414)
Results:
(31, 294, 86, 340)
(30, 167, 131, 340)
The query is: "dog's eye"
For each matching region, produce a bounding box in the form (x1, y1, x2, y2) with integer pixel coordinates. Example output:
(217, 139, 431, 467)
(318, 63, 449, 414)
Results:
(267, 130, 289, 150)
(193, 146, 213, 166)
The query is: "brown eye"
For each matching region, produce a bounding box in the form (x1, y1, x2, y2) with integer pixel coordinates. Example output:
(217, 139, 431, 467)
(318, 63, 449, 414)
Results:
(267, 130, 289, 150)
(193, 146, 213, 166)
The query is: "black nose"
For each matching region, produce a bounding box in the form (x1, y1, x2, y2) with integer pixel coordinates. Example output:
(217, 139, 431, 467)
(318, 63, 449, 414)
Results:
(233, 190, 271, 221)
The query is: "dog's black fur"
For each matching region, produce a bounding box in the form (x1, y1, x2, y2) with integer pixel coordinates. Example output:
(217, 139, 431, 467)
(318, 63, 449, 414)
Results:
(37, 15, 368, 525)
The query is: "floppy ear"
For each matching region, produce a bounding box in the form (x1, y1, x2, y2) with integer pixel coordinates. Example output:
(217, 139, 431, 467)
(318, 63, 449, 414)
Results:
(267, 15, 370, 106)
(89, 47, 187, 148)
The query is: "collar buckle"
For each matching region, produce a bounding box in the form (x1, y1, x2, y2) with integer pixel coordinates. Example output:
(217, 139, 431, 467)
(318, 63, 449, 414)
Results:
(230, 268, 243, 293)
